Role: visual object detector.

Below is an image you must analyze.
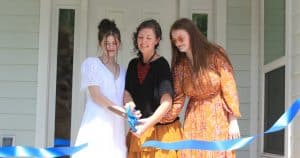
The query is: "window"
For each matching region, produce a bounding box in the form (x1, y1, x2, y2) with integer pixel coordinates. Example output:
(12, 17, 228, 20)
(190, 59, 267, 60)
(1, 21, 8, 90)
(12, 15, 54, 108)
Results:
(264, 0, 285, 64)
(264, 66, 285, 155)
(263, 0, 285, 156)
(54, 9, 75, 148)
(1, 136, 15, 146)
(192, 13, 208, 37)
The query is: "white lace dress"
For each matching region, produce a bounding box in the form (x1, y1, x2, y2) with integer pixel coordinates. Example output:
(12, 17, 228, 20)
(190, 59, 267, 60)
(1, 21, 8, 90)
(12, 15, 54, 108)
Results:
(73, 57, 126, 158)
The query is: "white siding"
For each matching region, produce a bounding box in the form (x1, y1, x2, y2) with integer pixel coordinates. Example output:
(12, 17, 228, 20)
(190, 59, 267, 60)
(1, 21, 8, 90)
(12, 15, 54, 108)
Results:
(227, 0, 251, 158)
(292, 0, 300, 157)
(0, 0, 39, 146)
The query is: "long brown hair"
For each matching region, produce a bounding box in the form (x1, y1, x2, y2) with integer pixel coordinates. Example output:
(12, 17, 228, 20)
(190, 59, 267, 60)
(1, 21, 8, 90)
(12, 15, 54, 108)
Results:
(170, 18, 232, 76)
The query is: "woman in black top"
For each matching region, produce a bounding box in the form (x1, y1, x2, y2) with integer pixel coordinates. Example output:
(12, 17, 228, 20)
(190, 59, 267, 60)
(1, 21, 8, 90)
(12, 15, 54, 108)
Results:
(124, 19, 182, 158)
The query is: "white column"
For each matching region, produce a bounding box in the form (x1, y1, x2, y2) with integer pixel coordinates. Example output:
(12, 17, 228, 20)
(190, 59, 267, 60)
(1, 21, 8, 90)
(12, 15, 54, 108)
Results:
(35, 0, 52, 147)
(291, 0, 300, 157)
(250, 0, 259, 157)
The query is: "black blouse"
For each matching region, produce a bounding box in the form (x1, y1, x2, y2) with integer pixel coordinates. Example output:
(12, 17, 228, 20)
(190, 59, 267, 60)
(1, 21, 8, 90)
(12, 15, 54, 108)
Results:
(125, 57, 174, 118)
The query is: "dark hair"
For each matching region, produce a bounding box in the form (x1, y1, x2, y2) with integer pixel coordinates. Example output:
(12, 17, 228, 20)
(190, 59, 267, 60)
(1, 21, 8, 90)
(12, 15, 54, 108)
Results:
(98, 19, 121, 43)
(133, 19, 162, 57)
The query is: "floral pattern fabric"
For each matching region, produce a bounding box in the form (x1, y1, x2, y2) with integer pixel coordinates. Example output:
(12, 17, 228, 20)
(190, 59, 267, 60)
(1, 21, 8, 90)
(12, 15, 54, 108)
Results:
(162, 51, 241, 158)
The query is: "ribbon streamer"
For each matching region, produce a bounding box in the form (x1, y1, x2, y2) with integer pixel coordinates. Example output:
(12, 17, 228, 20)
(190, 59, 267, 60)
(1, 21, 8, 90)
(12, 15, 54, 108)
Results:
(0, 107, 138, 157)
(54, 138, 70, 147)
(0, 143, 87, 157)
(143, 98, 300, 151)
(126, 106, 138, 132)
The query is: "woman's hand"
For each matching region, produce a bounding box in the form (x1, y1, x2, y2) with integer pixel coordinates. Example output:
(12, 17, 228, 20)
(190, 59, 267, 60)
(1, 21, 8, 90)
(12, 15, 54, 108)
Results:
(107, 105, 126, 118)
(228, 115, 240, 139)
(125, 101, 142, 118)
(132, 117, 152, 137)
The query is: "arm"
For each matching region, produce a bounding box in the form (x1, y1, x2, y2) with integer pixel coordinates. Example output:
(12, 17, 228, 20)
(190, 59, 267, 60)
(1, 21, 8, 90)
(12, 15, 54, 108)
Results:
(123, 60, 138, 111)
(134, 59, 176, 136)
(218, 56, 241, 118)
(160, 63, 186, 123)
(217, 52, 241, 138)
(134, 93, 172, 137)
(89, 86, 126, 117)
(81, 58, 125, 117)
(123, 90, 138, 113)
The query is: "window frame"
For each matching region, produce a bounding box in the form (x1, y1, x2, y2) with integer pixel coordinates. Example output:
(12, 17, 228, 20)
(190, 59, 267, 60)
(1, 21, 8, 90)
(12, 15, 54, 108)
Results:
(191, 9, 213, 41)
(259, 0, 292, 157)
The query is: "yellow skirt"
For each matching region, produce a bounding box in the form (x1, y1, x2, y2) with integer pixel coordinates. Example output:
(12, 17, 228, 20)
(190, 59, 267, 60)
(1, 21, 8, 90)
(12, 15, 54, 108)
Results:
(127, 120, 182, 158)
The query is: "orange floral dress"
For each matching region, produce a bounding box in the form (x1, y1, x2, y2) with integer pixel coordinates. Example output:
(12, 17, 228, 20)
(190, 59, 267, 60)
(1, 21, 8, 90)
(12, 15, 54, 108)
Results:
(161, 51, 241, 158)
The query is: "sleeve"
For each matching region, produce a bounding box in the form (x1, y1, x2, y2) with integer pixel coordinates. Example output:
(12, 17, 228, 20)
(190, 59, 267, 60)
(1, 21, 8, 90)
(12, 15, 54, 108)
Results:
(80, 58, 103, 91)
(160, 61, 186, 123)
(217, 53, 241, 117)
(125, 59, 135, 92)
(157, 58, 174, 98)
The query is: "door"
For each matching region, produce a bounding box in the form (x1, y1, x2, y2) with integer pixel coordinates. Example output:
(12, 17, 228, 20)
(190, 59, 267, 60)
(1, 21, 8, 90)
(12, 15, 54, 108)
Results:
(71, 0, 178, 143)
(44, 0, 222, 149)
(86, 0, 178, 65)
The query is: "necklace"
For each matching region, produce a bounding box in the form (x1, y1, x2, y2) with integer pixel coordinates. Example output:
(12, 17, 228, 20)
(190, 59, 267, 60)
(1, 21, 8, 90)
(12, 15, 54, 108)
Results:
(142, 51, 156, 64)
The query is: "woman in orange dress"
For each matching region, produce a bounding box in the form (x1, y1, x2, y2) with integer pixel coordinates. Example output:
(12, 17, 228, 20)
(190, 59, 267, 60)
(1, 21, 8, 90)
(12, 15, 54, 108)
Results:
(161, 18, 241, 158)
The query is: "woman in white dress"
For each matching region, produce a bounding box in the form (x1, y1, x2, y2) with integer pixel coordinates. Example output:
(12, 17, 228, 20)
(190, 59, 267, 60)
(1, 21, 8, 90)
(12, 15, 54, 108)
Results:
(73, 19, 127, 158)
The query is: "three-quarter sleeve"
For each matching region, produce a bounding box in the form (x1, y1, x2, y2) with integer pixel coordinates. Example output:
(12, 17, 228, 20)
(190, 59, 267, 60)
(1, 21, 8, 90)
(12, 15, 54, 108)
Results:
(160, 62, 186, 123)
(157, 58, 174, 98)
(80, 58, 103, 91)
(217, 53, 241, 117)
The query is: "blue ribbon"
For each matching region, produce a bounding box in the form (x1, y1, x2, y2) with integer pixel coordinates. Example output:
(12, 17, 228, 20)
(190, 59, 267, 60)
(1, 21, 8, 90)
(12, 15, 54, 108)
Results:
(0, 107, 138, 157)
(54, 138, 70, 147)
(0, 143, 87, 157)
(143, 98, 300, 151)
(126, 106, 138, 132)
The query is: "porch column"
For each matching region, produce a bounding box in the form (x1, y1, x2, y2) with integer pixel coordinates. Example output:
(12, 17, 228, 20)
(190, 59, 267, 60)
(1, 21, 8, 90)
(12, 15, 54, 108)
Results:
(292, 0, 300, 157)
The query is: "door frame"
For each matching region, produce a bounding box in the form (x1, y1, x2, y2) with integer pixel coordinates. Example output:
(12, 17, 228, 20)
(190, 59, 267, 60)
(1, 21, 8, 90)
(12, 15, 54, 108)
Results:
(179, 0, 227, 47)
(35, 0, 84, 147)
(36, 0, 228, 147)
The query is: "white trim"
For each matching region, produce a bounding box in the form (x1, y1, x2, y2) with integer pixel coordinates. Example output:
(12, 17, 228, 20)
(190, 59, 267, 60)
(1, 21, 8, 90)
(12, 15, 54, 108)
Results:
(263, 56, 286, 73)
(250, 0, 259, 157)
(35, 0, 52, 147)
(213, 0, 227, 48)
(259, 0, 265, 156)
(188, 0, 227, 47)
(259, 0, 292, 157)
(47, 5, 59, 147)
(51, 4, 81, 147)
(190, 9, 213, 41)
(261, 153, 285, 158)
(49, 3, 83, 146)
(284, 0, 293, 157)
(36, 0, 84, 147)
(70, 0, 88, 145)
